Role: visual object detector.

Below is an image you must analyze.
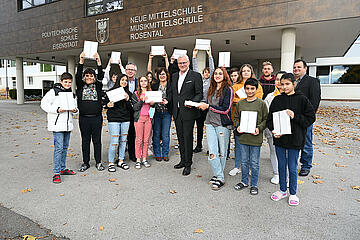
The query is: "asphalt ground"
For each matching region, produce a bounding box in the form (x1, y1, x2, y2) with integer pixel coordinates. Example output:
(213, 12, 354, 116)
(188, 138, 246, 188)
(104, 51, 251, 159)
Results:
(0, 100, 359, 240)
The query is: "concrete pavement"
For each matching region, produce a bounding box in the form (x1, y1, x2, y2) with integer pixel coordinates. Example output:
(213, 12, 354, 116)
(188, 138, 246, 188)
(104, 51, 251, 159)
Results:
(0, 100, 359, 240)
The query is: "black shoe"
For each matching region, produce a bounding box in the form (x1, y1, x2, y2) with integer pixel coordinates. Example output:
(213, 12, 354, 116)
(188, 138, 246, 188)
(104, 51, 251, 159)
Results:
(182, 166, 191, 176)
(193, 147, 202, 153)
(299, 169, 310, 176)
(174, 163, 185, 169)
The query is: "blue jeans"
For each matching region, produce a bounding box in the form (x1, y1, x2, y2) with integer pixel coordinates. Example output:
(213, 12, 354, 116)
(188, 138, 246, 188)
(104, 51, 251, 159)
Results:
(206, 124, 230, 182)
(108, 122, 130, 163)
(300, 124, 313, 170)
(153, 111, 172, 158)
(238, 143, 261, 187)
(53, 131, 71, 174)
(275, 146, 300, 195)
(234, 136, 241, 169)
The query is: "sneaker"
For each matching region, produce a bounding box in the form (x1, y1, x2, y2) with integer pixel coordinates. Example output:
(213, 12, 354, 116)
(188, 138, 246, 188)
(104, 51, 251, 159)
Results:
(234, 182, 248, 191)
(52, 174, 61, 184)
(142, 160, 151, 168)
(135, 162, 141, 169)
(271, 174, 279, 185)
(250, 187, 258, 195)
(60, 169, 76, 175)
(96, 163, 105, 171)
(78, 163, 90, 172)
(229, 168, 241, 176)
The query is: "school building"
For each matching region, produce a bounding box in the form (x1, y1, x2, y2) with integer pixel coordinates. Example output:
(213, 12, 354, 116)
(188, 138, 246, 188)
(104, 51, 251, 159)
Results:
(0, 0, 359, 103)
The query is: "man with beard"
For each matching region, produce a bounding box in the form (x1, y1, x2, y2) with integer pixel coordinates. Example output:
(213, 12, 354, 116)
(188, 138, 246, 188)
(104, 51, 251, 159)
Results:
(259, 61, 276, 100)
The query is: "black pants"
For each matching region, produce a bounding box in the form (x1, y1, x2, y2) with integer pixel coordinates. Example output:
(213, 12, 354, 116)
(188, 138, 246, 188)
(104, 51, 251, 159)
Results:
(127, 118, 136, 160)
(175, 117, 195, 167)
(195, 110, 208, 149)
(79, 115, 102, 165)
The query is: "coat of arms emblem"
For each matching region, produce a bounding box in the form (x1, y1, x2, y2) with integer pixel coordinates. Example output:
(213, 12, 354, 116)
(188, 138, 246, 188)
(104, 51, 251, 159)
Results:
(96, 18, 109, 43)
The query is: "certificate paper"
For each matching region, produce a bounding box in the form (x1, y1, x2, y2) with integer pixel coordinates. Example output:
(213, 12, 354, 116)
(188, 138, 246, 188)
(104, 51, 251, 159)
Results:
(110, 51, 121, 64)
(184, 100, 201, 107)
(83, 40, 98, 59)
(239, 111, 257, 133)
(151, 46, 165, 56)
(145, 91, 162, 103)
(172, 49, 187, 59)
(218, 52, 231, 67)
(106, 87, 126, 102)
(273, 110, 292, 135)
(195, 39, 211, 51)
(235, 87, 247, 99)
(58, 92, 76, 111)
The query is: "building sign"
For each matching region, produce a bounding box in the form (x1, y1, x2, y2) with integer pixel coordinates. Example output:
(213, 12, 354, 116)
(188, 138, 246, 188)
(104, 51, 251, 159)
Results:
(129, 5, 204, 40)
(87, 0, 124, 16)
(96, 18, 110, 43)
(41, 27, 79, 50)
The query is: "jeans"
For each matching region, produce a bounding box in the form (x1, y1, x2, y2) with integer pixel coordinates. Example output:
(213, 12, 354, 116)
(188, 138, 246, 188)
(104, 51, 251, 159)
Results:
(108, 122, 130, 163)
(238, 143, 261, 187)
(53, 131, 71, 174)
(206, 124, 230, 181)
(234, 136, 241, 169)
(134, 115, 152, 159)
(275, 146, 300, 195)
(153, 111, 172, 158)
(79, 115, 102, 165)
(300, 124, 313, 170)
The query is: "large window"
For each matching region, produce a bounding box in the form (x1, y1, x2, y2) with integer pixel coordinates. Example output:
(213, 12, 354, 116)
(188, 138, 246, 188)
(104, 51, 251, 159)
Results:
(316, 65, 360, 84)
(28, 76, 34, 85)
(40, 64, 55, 72)
(18, 0, 59, 11)
(86, 0, 124, 16)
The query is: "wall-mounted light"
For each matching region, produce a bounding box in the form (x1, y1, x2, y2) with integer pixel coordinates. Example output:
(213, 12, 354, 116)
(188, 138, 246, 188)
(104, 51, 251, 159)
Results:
(36, 57, 39, 60)
(251, 35, 255, 41)
(225, 40, 230, 44)
(51, 56, 55, 60)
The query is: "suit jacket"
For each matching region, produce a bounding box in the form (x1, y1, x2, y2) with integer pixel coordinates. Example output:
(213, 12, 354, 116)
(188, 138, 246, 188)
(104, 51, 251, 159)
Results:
(167, 69, 203, 120)
(295, 74, 321, 113)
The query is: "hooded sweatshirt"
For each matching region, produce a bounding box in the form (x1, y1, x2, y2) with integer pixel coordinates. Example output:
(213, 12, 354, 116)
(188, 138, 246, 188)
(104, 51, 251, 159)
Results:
(266, 91, 316, 150)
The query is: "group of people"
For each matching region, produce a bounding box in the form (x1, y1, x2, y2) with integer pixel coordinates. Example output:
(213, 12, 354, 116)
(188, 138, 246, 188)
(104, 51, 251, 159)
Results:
(41, 46, 321, 207)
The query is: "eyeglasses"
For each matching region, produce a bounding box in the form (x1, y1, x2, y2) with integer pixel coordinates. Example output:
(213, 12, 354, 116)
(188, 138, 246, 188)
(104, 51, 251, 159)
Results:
(126, 69, 136, 72)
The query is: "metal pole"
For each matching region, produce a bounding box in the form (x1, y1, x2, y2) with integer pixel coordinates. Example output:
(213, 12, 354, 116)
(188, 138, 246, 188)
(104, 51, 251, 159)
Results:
(5, 59, 9, 99)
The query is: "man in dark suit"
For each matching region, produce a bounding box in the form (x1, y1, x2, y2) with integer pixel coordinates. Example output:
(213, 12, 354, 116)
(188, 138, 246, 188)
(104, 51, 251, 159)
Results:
(293, 59, 321, 176)
(125, 63, 138, 162)
(167, 55, 203, 175)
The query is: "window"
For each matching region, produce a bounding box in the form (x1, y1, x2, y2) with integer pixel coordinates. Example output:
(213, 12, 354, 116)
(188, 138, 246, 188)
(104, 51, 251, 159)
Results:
(316, 66, 330, 84)
(25, 61, 35, 66)
(10, 60, 16, 67)
(332, 65, 360, 84)
(86, 0, 124, 16)
(40, 64, 53, 72)
(18, 0, 59, 11)
(28, 76, 34, 85)
(12, 77, 16, 88)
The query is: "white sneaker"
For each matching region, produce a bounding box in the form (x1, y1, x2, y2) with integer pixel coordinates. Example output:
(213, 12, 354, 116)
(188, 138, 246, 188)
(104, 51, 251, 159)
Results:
(229, 168, 241, 176)
(271, 174, 279, 185)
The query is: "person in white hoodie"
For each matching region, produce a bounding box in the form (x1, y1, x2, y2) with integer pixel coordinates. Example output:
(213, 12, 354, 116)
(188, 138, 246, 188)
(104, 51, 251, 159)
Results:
(41, 72, 78, 184)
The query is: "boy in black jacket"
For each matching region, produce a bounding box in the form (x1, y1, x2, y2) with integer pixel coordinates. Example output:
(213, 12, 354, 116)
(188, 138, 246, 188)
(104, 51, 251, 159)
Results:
(76, 51, 105, 172)
(267, 73, 315, 206)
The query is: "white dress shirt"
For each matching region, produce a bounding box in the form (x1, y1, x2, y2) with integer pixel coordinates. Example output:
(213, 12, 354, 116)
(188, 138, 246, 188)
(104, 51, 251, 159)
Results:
(178, 69, 189, 93)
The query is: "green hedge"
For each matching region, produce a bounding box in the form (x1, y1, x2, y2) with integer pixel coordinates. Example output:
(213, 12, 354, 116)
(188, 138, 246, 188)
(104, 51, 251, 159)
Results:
(9, 89, 42, 100)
